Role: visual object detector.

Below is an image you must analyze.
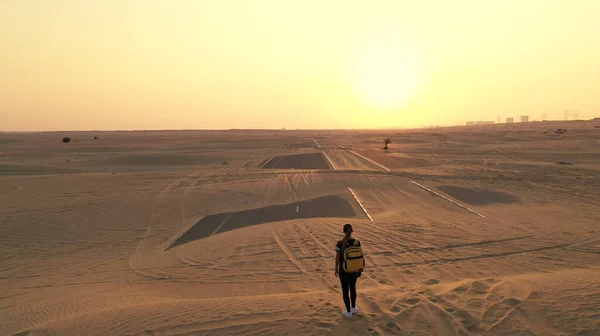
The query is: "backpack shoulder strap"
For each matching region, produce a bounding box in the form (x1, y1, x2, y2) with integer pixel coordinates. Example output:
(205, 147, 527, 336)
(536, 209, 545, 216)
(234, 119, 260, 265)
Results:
(353, 239, 360, 246)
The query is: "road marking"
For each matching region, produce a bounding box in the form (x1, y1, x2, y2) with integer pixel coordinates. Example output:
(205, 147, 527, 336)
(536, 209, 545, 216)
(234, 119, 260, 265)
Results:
(322, 151, 337, 170)
(296, 205, 299, 213)
(410, 181, 486, 218)
(348, 187, 373, 222)
(312, 138, 321, 148)
(349, 150, 390, 171)
(211, 212, 234, 236)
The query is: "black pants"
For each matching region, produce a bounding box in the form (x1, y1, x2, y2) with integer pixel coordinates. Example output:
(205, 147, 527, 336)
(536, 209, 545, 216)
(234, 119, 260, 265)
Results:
(339, 270, 358, 312)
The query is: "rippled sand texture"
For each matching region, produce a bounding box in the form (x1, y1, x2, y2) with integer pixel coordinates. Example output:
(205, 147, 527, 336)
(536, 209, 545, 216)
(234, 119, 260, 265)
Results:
(2, 121, 600, 335)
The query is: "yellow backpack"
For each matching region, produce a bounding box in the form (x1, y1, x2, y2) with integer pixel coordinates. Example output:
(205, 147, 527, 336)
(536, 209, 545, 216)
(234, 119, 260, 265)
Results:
(343, 239, 365, 273)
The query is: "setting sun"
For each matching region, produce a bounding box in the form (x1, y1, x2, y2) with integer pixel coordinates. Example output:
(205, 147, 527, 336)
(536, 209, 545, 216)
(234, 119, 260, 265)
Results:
(2, 0, 599, 130)
(349, 37, 429, 110)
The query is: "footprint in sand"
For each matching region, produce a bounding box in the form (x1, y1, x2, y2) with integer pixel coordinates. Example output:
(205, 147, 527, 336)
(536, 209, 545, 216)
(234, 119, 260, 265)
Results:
(366, 327, 380, 336)
(452, 284, 469, 293)
(462, 320, 479, 332)
(382, 298, 395, 305)
(385, 321, 402, 332)
(423, 278, 440, 285)
(315, 321, 335, 328)
(406, 297, 420, 305)
(471, 288, 488, 295)
(503, 298, 521, 306)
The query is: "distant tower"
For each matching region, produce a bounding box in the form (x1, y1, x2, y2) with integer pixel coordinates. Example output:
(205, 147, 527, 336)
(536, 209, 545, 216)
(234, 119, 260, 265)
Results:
(574, 111, 579, 120)
(564, 111, 569, 120)
(506, 117, 514, 123)
(497, 116, 502, 124)
(520, 115, 529, 123)
(542, 113, 548, 121)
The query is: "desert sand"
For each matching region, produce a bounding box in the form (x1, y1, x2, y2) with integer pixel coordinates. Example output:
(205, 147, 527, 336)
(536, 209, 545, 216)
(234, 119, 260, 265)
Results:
(1, 120, 600, 335)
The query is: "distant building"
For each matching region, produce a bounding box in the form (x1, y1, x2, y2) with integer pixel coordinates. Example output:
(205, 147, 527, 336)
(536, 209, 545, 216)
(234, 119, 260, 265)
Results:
(521, 115, 529, 122)
(466, 121, 476, 126)
(476, 121, 495, 125)
(506, 117, 514, 123)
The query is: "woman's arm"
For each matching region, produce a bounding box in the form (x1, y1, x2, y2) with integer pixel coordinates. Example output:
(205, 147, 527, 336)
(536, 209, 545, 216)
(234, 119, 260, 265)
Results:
(335, 251, 340, 277)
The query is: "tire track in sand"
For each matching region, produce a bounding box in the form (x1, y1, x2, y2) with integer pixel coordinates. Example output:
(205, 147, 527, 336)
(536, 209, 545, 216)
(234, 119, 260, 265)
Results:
(128, 168, 223, 278)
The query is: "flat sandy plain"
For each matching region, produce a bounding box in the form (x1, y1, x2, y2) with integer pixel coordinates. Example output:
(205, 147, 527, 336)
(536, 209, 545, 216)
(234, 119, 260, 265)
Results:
(1, 120, 600, 336)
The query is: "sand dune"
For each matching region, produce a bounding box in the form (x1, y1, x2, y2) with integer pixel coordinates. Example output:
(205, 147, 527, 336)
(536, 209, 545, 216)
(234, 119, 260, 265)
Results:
(1, 122, 599, 335)
(103, 152, 226, 166)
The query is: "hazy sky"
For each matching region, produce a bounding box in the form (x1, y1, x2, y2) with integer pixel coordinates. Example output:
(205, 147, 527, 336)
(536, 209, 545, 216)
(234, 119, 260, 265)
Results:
(2, 1, 599, 130)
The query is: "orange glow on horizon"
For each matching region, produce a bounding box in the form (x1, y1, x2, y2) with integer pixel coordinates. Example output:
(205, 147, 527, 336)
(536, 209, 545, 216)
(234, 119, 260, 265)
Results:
(2, 1, 600, 130)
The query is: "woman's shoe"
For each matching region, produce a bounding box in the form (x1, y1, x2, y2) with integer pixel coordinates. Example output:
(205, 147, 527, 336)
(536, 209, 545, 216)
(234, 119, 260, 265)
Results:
(342, 311, 353, 318)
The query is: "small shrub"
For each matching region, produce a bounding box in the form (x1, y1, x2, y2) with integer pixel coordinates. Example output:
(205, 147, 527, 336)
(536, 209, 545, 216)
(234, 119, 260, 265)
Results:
(62, 137, 71, 143)
(383, 138, 391, 150)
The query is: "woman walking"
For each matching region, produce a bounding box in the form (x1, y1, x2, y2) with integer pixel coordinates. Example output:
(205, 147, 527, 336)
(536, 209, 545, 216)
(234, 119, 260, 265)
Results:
(335, 223, 363, 317)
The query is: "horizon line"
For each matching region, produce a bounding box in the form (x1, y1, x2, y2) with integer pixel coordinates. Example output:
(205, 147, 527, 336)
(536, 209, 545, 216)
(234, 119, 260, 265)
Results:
(1, 118, 597, 133)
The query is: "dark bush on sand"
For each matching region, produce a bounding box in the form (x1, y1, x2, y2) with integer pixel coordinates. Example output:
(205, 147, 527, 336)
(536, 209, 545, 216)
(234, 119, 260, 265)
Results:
(62, 137, 71, 143)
